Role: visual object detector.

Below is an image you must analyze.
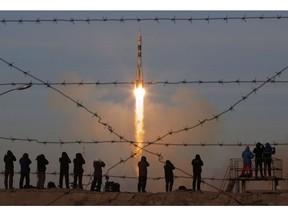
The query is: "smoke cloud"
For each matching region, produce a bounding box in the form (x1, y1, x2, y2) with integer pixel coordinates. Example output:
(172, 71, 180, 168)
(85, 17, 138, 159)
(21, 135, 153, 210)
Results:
(47, 74, 224, 192)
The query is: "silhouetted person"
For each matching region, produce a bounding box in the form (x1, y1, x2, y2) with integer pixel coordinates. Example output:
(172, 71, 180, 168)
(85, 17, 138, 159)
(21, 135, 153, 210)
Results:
(90, 160, 105, 191)
(59, 152, 71, 189)
(240, 146, 254, 177)
(263, 143, 276, 177)
(192, 154, 203, 191)
(164, 160, 175, 192)
(253, 142, 265, 178)
(19, 153, 31, 188)
(36, 154, 49, 189)
(73, 153, 85, 189)
(137, 156, 149, 192)
(4, 150, 16, 189)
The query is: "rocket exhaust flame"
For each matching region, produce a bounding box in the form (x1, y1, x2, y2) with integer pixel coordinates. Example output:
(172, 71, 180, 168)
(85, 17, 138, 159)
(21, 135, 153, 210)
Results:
(134, 30, 145, 162)
(134, 85, 145, 156)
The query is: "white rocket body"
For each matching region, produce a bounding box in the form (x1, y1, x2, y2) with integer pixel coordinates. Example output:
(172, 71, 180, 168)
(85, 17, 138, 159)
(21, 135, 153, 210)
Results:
(136, 31, 144, 88)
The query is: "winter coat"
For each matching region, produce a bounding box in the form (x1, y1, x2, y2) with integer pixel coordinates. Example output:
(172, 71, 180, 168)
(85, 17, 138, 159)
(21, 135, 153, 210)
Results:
(4, 151, 16, 171)
(20, 154, 31, 174)
(253, 143, 265, 159)
(73, 154, 85, 174)
(164, 161, 175, 180)
(93, 160, 105, 177)
(138, 157, 149, 177)
(36, 154, 49, 172)
(242, 149, 254, 164)
(59, 153, 71, 172)
(263, 143, 275, 159)
(192, 157, 204, 174)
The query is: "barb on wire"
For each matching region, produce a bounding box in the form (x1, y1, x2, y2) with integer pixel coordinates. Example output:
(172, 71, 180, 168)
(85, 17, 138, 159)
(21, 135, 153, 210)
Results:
(0, 79, 287, 88)
(142, 65, 288, 150)
(0, 57, 162, 159)
(103, 65, 288, 176)
(1, 15, 288, 25)
(1, 57, 288, 195)
(0, 170, 232, 182)
(0, 135, 286, 147)
(1, 57, 288, 178)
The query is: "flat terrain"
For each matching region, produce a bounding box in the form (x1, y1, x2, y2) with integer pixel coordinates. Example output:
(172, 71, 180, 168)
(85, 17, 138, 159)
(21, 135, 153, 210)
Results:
(1, 189, 288, 205)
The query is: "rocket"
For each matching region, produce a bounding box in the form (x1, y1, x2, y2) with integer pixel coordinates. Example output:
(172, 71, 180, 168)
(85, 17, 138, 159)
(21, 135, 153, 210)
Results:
(136, 30, 144, 88)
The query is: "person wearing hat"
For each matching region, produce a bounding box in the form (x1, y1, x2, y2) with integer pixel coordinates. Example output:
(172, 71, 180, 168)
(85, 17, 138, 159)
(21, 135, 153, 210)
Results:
(36, 154, 49, 189)
(164, 160, 175, 192)
(192, 154, 204, 191)
(90, 159, 106, 191)
(19, 153, 32, 188)
(4, 150, 16, 189)
(253, 142, 265, 178)
(137, 156, 150, 192)
(263, 143, 276, 177)
(240, 145, 254, 177)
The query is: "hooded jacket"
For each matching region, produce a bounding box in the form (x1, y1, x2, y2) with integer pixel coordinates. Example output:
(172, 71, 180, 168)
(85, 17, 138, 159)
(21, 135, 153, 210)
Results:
(192, 154, 204, 174)
(4, 150, 16, 171)
(36, 154, 49, 172)
(138, 156, 149, 177)
(20, 153, 31, 174)
(242, 147, 254, 164)
(59, 152, 71, 172)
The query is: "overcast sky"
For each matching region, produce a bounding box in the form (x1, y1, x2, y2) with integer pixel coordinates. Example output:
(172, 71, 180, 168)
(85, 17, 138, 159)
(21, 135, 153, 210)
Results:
(1, 10, 288, 192)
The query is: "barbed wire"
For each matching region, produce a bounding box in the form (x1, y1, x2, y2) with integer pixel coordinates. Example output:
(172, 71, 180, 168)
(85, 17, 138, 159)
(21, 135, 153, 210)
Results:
(0, 15, 288, 25)
(0, 171, 275, 182)
(141, 66, 287, 148)
(1, 57, 288, 177)
(0, 170, 244, 204)
(0, 57, 162, 159)
(1, 79, 287, 88)
(104, 64, 288, 176)
(0, 136, 285, 147)
(1, 57, 287, 198)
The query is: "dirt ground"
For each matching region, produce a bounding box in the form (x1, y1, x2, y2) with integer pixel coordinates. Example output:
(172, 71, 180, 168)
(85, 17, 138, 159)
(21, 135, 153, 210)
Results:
(1, 188, 288, 206)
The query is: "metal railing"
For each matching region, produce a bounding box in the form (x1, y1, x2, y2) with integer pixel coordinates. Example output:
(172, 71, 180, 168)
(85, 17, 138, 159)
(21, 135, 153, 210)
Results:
(229, 157, 283, 179)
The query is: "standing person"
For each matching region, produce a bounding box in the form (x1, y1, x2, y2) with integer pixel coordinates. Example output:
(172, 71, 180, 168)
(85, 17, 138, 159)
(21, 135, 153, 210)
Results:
(73, 153, 85, 189)
(263, 143, 276, 177)
(240, 146, 254, 177)
(164, 160, 175, 192)
(137, 156, 149, 192)
(191, 154, 204, 191)
(36, 154, 49, 189)
(253, 142, 265, 178)
(19, 153, 32, 188)
(90, 160, 105, 191)
(4, 150, 16, 189)
(59, 152, 71, 189)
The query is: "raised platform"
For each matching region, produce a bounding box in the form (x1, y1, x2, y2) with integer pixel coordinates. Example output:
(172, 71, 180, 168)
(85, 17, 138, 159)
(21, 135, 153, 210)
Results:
(230, 176, 283, 193)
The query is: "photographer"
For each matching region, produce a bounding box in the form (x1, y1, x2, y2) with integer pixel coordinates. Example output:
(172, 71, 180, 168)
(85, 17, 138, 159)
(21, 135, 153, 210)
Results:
(90, 159, 105, 192)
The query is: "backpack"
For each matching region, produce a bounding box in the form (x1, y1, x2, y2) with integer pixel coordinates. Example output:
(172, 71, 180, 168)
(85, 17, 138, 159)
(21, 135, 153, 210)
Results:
(47, 181, 56, 189)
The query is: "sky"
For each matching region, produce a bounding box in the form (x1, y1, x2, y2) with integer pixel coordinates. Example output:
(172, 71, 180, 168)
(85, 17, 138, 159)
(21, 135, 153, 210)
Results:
(1, 9, 288, 193)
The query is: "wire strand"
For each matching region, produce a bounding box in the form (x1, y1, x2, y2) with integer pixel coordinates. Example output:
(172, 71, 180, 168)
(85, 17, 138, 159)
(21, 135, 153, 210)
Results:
(1, 15, 288, 25)
(0, 79, 287, 88)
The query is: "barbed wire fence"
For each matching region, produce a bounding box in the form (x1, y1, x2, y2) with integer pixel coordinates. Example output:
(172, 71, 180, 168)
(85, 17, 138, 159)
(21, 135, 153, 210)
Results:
(0, 136, 287, 147)
(0, 14, 288, 200)
(1, 79, 288, 88)
(0, 14, 288, 25)
(1, 57, 287, 197)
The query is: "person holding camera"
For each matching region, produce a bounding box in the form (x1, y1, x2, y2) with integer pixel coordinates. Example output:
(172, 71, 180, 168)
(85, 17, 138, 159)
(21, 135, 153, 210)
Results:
(240, 145, 254, 177)
(90, 159, 105, 192)
(263, 143, 276, 177)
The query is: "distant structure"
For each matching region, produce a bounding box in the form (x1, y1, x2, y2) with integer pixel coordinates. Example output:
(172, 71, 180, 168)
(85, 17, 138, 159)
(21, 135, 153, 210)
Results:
(135, 30, 144, 88)
(222, 157, 283, 193)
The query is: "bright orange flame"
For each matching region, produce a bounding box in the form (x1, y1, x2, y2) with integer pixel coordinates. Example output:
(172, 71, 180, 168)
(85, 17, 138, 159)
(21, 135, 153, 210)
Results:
(134, 85, 145, 159)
